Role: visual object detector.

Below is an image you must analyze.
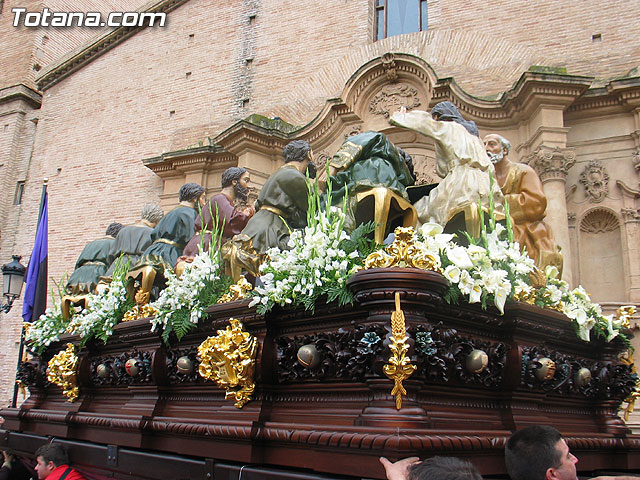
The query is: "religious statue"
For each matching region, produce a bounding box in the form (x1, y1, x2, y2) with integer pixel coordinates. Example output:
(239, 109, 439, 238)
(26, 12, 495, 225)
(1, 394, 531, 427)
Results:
(103, 204, 164, 278)
(65, 222, 123, 295)
(127, 182, 205, 304)
(182, 167, 255, 258)
(389, 102, 504, 238)
(484, 133, 563, 271)
(222, 140, 311, 279)
(322, 131, 417, 242)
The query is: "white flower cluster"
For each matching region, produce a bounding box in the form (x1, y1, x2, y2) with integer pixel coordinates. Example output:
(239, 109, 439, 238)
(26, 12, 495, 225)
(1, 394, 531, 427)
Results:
(25, 301, 67, 352)
(537, 267, 624, 342)
(419, 222, 535, 314)
(149, 251, 223, 334)
(74, 279, 129, 341)
(250, 206, 361, 311)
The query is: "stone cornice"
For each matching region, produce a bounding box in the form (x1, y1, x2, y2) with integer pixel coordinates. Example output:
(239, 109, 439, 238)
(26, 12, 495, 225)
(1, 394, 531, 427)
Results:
(566, 76, 640, 115)
(431, 71, 593, 126)
(214, 117, 293, 156)
(143, 145, 236, 177)
(36, 0, 189, 91)
(0, 84, 42, 109)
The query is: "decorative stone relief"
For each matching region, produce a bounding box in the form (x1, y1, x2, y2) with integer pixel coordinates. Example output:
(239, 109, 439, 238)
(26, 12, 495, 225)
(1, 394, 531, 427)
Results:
(567, 213, 576, 227)
(381, 52, 398, 83)
(369, 83, 421, 118)
(621, 208, 640, 222)
(580, 208, 620, 233)
(527, 146, 576, 182)
(344, 125, 362, 139)
(407, 153, 435, 185)
(314, 151, 331, 168)
(579, 160, 610, 203)
(633, 150, 640, 172)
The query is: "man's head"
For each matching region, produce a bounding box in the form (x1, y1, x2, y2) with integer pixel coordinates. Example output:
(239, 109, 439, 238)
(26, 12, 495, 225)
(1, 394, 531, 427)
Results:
(35, 443, 68, 479)
(283, 140, 312, 164)
(408, 456, 482, 480)
(105, 222, 123, 238)
(505, 425, 578, 480)
(221, 167, 250, 201)
(430, 101, 479, 137)
(484, 133, 511, 165)
(178, 182, 206, 206)
(140, 204, 164, 226)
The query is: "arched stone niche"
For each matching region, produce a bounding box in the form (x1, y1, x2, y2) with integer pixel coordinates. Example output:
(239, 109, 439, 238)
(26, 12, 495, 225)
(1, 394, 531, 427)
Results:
(578, 207, 626, 302)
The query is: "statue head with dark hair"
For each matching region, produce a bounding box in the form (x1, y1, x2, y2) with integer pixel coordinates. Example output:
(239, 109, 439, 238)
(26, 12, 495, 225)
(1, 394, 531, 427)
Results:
(105, 222, 123, 238)
(505, 425, 577, 480)
(408, 456, 482, 480)
(397, 147, 416, 182)
(35, 443, 69, 478)
(283, 140, 311, 164)
(179, 182, 205, 203)
(431, 101, 479, 137)
(221, 167, 248, 188)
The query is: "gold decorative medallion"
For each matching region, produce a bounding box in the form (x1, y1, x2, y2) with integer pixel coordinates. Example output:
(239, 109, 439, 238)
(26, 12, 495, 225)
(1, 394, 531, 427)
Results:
(47, 343, 79, 402)
(364, 226, 441, 271)
(217, 276, 253, 304)
(123, 304, 159, 322)
(383, 293, 416, 410)
(197, 318, 258, 408)
(616, 305, 636, 329)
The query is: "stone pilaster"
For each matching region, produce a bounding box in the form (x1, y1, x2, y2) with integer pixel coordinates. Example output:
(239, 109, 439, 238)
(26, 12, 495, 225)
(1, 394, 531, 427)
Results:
(621, 208, 640, 303)
(528, 145, 576, 285)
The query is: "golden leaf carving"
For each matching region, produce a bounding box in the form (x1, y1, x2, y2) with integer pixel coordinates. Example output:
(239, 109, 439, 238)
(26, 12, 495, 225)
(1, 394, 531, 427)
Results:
(217, 276, 253, 304)
(364, 226, 441, 272)
(47, 343, 79, 402)
(382, 293, 416, 409)
(197, 318, 258, 408)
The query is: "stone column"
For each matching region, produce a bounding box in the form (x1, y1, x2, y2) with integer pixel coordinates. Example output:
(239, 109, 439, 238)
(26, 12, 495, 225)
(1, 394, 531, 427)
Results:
(528, 145, 576, 285)
(621, 208, 640, 303)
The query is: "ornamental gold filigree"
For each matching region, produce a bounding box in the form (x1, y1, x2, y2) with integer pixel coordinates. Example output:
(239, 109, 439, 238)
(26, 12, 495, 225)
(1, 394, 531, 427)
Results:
(364, 226, 441, 271)
(123, 304, 159, 322)
(197, 318, 257, 408)
(47, 343, 79, 402)
(383, 293, 416, 410)
(618, 348, 640, 421)
(217, 276, 253, 304)
(616, 305, 636, 329)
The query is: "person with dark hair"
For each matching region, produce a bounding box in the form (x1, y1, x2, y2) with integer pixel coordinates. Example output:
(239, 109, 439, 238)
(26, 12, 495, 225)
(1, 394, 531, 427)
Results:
(379, 455, 482, 480)
(505, 425, 637, 480)
(65, 222, 123, 294)
(390, 103, 504, 237)
(0, 450, 35, 480)
(34, 443, 86, 480)
(128, 182, 205, 304)
(104, 204, 164, 277)
(221, 140, 312, 279)
(183, 167, 254, 257)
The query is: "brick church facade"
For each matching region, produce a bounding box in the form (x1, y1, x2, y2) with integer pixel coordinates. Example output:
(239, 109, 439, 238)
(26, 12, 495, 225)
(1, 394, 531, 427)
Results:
(1, 0, 639, 421)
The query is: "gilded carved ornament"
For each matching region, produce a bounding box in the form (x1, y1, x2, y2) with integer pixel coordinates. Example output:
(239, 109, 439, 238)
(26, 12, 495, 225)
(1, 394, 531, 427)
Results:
(217, 276, 253, 304)
(364, 226, 442, 271)
(383, 293, 416, 410)
(579, 160, 609, 203)
(197, 318, 258, 408)
(47, 343, 79, 402)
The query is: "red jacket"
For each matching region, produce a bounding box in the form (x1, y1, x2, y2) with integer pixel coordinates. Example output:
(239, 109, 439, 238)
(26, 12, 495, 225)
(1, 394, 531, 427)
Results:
(47, 465, 87, 480)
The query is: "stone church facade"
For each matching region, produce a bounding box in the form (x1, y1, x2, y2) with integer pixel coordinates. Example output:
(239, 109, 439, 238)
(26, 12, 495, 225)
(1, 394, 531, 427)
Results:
(1, 0, 639, 421)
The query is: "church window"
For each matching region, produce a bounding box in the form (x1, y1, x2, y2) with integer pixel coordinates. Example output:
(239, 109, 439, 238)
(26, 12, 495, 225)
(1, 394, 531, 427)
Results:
(375, 0, 428, 41)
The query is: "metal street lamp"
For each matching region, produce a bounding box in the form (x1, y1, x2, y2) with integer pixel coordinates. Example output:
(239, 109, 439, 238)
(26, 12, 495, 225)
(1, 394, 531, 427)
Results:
(2, 255, 26, 313)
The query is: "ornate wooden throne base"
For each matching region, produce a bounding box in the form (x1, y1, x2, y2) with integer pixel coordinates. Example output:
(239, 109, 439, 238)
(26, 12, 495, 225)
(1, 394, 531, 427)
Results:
(2, 268, 639, 480)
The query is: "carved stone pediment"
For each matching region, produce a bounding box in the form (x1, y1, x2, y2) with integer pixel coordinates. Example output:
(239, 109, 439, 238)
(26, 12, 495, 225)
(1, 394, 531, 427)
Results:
(580, 160, 609, 203)
(369, 83, 421, 118)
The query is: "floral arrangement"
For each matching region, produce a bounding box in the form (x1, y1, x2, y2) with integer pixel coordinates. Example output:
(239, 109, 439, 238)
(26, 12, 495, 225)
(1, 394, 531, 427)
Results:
(249, 178, 378, 314)
(25, 277, 69, 355)
(149, 250, 233, 342)
(66, 261, 133, 345)
(410, 196, 628, 344)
